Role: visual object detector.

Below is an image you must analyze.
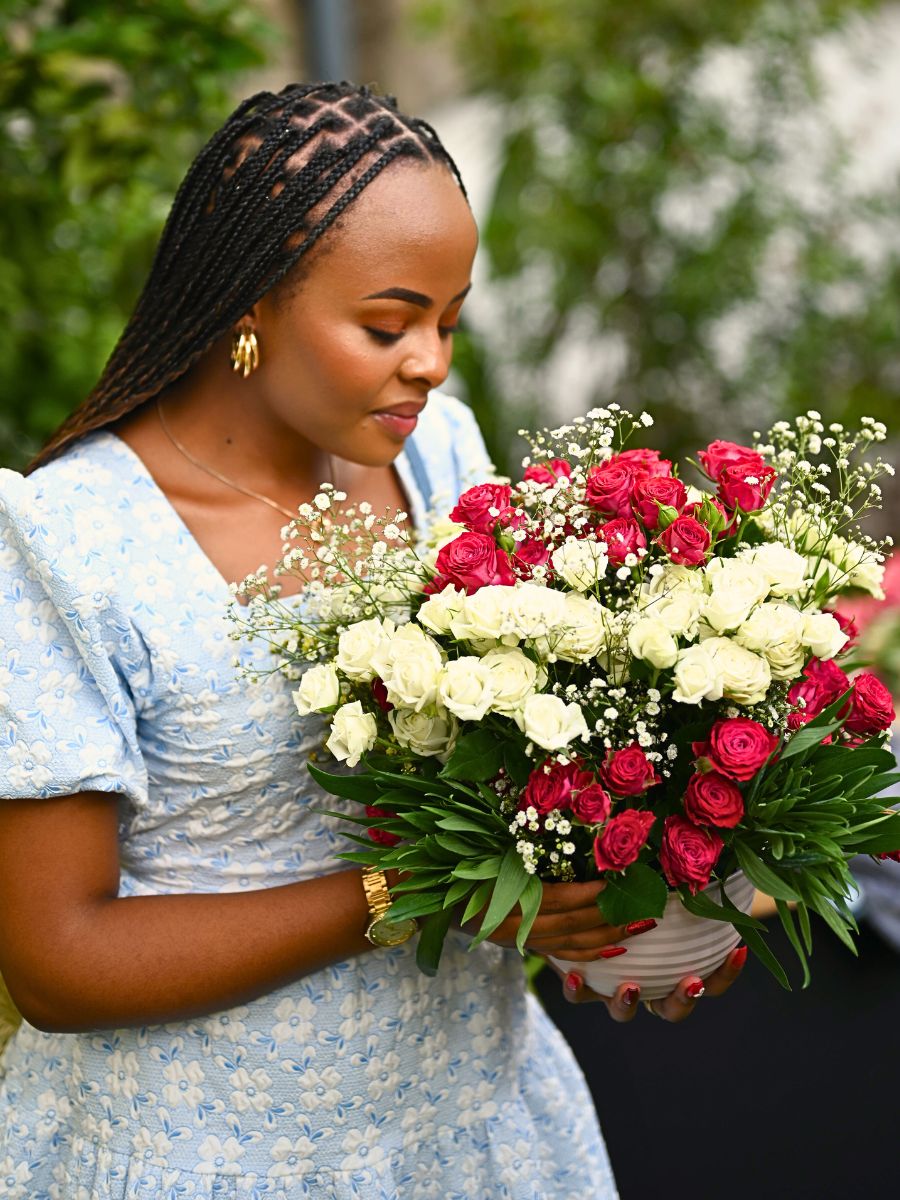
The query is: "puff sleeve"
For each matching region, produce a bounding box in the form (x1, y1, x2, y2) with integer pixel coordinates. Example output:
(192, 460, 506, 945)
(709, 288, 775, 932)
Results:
(0, 470, 147, 806)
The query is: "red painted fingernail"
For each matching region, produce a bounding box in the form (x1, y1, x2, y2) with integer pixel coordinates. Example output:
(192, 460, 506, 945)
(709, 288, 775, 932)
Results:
(626, 919, 657, 935)
(564, 972, 582, 993)
(731, 944, 748, 970)
(597, 946, 628, 959)
(622, 985, 640, 1007)
(685, 979, 705, 999)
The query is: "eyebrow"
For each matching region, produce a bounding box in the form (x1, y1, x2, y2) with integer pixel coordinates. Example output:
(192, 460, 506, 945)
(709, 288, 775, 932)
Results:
(361, 284, 472, 309)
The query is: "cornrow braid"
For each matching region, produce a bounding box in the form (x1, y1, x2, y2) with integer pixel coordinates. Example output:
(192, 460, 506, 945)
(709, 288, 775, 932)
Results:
(29, 81, 467, 473)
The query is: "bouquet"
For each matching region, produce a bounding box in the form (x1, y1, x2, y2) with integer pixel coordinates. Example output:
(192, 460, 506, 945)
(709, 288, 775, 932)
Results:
(233, 405, 900, 990)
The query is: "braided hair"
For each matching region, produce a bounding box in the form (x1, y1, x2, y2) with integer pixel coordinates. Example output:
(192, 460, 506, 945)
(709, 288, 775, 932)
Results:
(29, 81, 466, 472)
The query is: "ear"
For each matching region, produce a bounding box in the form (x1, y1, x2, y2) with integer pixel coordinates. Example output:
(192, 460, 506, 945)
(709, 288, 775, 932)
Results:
(234, 304, 261, 333)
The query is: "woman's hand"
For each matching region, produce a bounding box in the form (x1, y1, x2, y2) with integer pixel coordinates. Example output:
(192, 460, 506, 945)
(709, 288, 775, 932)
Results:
(461, 878, 658, 961)
(545, 942, 748, 1024)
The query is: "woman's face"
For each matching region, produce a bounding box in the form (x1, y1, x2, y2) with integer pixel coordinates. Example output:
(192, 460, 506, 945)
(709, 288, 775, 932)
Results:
(250, 163, 478, 467)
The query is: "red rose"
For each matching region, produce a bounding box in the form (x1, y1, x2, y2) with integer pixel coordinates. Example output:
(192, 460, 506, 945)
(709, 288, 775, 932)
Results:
(600, 743, 661, 796)
(569, 782, 612, 825)
(683, 496, 733, 539)
(717, 462, 778, 513)
(787, 657, 850, 721)
(632, 475, 688, 529)
(845, 672, 896, 735)
(371, 678, 393, 713)
(524, 458, 572, 486)
(656, 515, 712, 566)
(449, 483, 513, 534)
(366, 805, 401, 847)
(698, 440, 766, 482)
(511, 534, 552, 579)
(694, 717, 779, 781)
(683, 772, 745, 829)
(521, 760, 593, 815)
(659, 814, 723, 892)
(611, 448, 673, 478)
(585, 462, 636, 517)
(597, 517, 647, 566)
(593, 809, 656, 872)
(429, 531, 516, 595)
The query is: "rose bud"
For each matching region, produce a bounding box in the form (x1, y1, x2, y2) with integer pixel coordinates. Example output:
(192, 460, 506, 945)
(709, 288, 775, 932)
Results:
(694, 717, 779, 782)
(659, 814, 724, 892)
(632, 475, 688, 529)
(524, 457, 572, 485)
(600, 743, 661, 795)
(428, 531, 516, 595)
(593, 810, 656, 872)
(845, 672, 896, 735)
(697, 440, 767, 482)
(585, 462, 637, 518)
(717, 462, 778, 513)
(569, 782, 612, 825)
(610, 447, 674, 478)
(656, 515, 712, 566)
(366, 805, 401, 847)
(449, 482, 513, 534)
(683, 771, 745, 829)
(597, 516, 647, 566)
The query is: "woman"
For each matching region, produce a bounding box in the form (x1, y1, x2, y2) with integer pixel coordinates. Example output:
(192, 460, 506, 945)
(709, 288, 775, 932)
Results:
(0, 82, 743, 1197)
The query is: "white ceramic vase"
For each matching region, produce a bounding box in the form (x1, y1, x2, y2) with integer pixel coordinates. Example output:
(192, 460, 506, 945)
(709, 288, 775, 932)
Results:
(550, 871, 755, 1001)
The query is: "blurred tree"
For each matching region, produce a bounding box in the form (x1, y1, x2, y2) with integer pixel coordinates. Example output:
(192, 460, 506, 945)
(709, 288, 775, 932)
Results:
(415, 0, 900, 511)
(0, 0, 272, 468)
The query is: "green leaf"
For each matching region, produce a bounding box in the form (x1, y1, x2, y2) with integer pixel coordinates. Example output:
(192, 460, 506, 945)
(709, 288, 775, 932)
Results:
(776, 899, 811, 988)
(433, 831, 483, 857)
(440, 728, 505, 782)
(384, 891, 446, 922)
(468, 846, 529, 947)
(810, 894, 858, 954)
(415, 907, 456, 977)
(437, 814, 494, 835)
(741, 923, 791, 990)
(307, 762, 378, 803)
(515, 875, 544, 955)
(734, 843, 801, 901)
(596, 863, 668, 926)
(503, 741, 533, 786)
(443, 876, 476, 909)
(453, 857, 503, 880)
(460, 879, 493, 925)
(680, 888, 764, 930)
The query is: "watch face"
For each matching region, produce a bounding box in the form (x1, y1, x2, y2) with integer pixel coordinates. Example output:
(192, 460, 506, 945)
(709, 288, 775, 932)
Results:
(367, 915, 419, 948)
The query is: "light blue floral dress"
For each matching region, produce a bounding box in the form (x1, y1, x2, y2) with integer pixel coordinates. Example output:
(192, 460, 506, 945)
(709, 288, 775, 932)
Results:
(0, 392, 617, 1199)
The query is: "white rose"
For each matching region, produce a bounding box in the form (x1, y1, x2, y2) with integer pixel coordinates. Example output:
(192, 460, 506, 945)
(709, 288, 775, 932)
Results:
(800, 611, 849, 660)
(839, 540, 886, 599)
(514, 693, 589, 752)
(642, 588, 703, 639)
(426, 517, 467, 548)
(627, 616, 679, 669)
(550, 538, 609, 592)
(292, 663, 341, 716)
(701, 561, 770, 633)
(555, 594, 613, 663)
(438, 657, 497, 722)
(703, 637, 772, 706)
(672, 643, 725, 705)
(510, 584, 568, 659)
(735, 601, 806, 681)
(326, 701, 378, 767)
(643, 563, 707, 598)
(449, 585, 518, 646)
(480, 646, 547, 716)
(744, 542, 808, 598)
(417, 584, 467, 637)
(388, 705, 458, 759)
(336, 617, 395, 682)
(376, 625, 444, 712)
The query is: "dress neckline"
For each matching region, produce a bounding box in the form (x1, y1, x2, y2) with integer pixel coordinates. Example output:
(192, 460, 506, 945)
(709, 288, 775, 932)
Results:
(95, 430, 430, 602)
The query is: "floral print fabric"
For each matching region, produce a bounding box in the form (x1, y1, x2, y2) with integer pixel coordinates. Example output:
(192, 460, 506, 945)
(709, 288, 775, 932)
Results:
(0, 393, 616, 1198)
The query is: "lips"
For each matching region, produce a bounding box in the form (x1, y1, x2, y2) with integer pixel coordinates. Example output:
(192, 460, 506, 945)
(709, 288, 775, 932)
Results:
(372, 401, 427, 439)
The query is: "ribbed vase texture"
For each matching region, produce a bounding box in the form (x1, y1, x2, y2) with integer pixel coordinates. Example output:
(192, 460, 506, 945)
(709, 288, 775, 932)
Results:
(550, 871, 755, 1000)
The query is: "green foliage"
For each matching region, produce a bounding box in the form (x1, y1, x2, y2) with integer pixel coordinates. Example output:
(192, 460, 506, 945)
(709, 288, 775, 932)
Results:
(0, 0, 272, 468)
(416, 0, 898, 503)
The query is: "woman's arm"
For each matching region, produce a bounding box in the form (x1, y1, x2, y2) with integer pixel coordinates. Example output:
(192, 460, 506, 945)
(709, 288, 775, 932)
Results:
(0, 790, 374, 1032)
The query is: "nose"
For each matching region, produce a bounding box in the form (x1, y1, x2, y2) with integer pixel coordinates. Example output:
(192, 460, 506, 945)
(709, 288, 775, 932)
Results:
(399, 328, 452, 390)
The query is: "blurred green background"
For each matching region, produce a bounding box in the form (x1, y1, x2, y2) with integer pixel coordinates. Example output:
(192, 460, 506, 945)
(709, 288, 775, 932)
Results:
(2, 0, 899, 529)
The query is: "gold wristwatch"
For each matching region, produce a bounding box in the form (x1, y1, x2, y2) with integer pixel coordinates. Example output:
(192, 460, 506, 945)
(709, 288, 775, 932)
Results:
(361, 866, 418, 948)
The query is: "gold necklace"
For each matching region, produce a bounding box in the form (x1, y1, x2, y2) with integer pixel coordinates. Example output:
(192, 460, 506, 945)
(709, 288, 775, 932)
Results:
(156, 400, 334, 522)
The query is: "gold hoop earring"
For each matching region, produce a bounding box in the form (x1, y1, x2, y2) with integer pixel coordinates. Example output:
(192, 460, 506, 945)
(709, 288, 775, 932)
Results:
(230, 324, 260, 378)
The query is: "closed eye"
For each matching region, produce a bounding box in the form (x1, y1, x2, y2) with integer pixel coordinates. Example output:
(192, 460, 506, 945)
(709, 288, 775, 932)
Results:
(364, 328, 403, 345)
